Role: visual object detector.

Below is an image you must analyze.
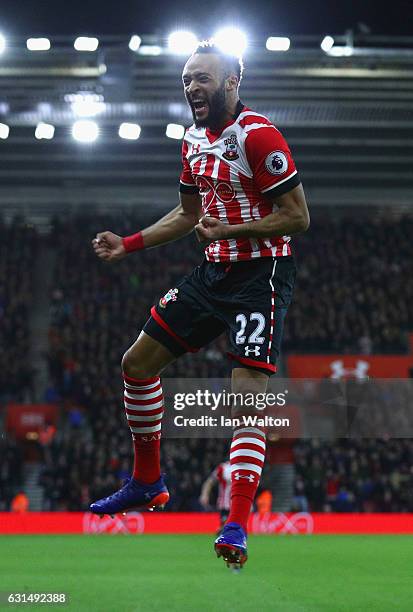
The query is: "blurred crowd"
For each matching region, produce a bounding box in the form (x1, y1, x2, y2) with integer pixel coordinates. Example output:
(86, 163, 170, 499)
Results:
(1, 211, 412, 512)
(0, 217, 37, 402)
(39, 420, 228, 512)
(293, 439, 413, 512)
(0, 436, 24, 511)
(285, 212, 413, 354)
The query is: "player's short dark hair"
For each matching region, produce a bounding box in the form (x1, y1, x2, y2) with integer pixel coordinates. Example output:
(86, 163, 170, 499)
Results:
(192, 39, 244, 85)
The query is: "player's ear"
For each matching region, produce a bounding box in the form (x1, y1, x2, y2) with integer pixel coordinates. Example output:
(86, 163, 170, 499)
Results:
(226, 75, 238, 91)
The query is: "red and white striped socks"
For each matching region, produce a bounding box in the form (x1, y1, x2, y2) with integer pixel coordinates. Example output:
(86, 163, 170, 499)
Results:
(123, 374, 164, 484)
(227, 426, 266, 531)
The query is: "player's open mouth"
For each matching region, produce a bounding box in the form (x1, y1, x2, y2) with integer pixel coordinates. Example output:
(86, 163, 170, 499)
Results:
(192, 100, 208, 114)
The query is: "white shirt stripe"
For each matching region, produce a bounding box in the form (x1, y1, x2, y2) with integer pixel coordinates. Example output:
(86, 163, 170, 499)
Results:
(244, 124, 278, 134)
(237, 110, 270, 122)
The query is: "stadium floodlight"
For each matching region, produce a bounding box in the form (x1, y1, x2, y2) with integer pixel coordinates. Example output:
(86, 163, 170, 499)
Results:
(27, 38, 51, 51)
(74, 37, 99, 52)
(119, 122, 141, 140)
(0, 34, 5, 54)
(321, 36, 334, 53)
(266, 37, 290, 52)
(35, 122, 55, 140)
(328, 45, 353, 57)
(139, 45, 162, 56)
(213, 27, 247, 57)
(0, 123, 10, 139)
(129, 35, 142, 52)
(71, 94, 105, 117)
(166, 123, 185, 140)
(72, 120, 99, 143)
(168, 31, 198, 55)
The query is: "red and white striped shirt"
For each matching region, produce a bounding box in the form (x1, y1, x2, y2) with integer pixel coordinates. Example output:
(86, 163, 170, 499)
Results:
(212, 461, 232, 511)
(180, 105, 300, 263)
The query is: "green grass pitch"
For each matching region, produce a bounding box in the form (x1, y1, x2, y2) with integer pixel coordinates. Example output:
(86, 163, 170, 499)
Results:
(1, 535, 412, 611)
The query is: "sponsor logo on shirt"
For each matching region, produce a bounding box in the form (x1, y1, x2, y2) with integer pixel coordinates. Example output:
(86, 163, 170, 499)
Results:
(196, 176, 236, 204)
(265, 150, 288, 175)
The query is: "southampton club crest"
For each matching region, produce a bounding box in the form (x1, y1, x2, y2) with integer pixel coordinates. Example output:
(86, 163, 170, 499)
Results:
(223, 133, 239, 161)
(159, 288, 179, 308)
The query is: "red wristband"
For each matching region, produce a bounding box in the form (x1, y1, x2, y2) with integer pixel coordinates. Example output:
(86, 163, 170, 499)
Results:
(122, 231, 145, 253)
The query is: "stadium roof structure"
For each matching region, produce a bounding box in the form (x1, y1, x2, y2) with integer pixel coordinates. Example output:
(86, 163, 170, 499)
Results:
(0, 33, 413, 216)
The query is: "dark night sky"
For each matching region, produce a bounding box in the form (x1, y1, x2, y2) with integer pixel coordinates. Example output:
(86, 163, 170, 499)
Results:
(0, 0, 411, 38)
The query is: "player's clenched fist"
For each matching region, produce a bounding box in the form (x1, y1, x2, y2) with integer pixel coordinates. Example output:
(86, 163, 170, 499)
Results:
(92, 231, 127, 262)
(195, 216, 228, 244)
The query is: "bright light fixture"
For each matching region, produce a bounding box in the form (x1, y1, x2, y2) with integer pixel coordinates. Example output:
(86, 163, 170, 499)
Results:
(72, 120, 99, 143)
(119, 123, 141, 140)
(71, 94, 105, 117)
(129, 35, 142, 52)
(328, 45, 353, 57)
(0, 34, 5, 54)
(139, 45, 162, 56)
(266, 37, 290, 52)
(213, 27, 247, 57)
(166, 123, 185, 140)
(168, 31, 198, 55)
(321, 36, 335, 52)
(74, 37, 99, 52)
(27, 38, 51, 51)
(35, 123, 55, 140)
(0, 123, 10, 139)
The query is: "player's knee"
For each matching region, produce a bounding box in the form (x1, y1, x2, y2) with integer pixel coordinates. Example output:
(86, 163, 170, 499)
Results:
(121, 348, 159, 379)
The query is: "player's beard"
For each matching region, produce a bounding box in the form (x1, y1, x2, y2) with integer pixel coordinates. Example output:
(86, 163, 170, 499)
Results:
(189, 79, 227, 130)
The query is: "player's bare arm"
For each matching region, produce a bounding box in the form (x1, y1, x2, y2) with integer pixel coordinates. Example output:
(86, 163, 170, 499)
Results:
(199, 475, 215, 508)
(92, 192, 202, 262)
(195, 184, 310, 243)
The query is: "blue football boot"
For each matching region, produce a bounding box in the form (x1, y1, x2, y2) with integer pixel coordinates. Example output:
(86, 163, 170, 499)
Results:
(89, 476, 169, 517)
(214, 522, 248, 569)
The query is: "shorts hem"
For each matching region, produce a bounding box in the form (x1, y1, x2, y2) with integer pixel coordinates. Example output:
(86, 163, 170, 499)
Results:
(227, 352, 277, 374)
(150, 306, 199, 353)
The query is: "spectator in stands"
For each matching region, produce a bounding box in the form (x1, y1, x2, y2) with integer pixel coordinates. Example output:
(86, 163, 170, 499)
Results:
(10, 490, 29, 513)
(0, 217, 37, 402)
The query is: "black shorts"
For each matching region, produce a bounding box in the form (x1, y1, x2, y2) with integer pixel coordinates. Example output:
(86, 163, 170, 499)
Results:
(143, 256, 296, 375)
